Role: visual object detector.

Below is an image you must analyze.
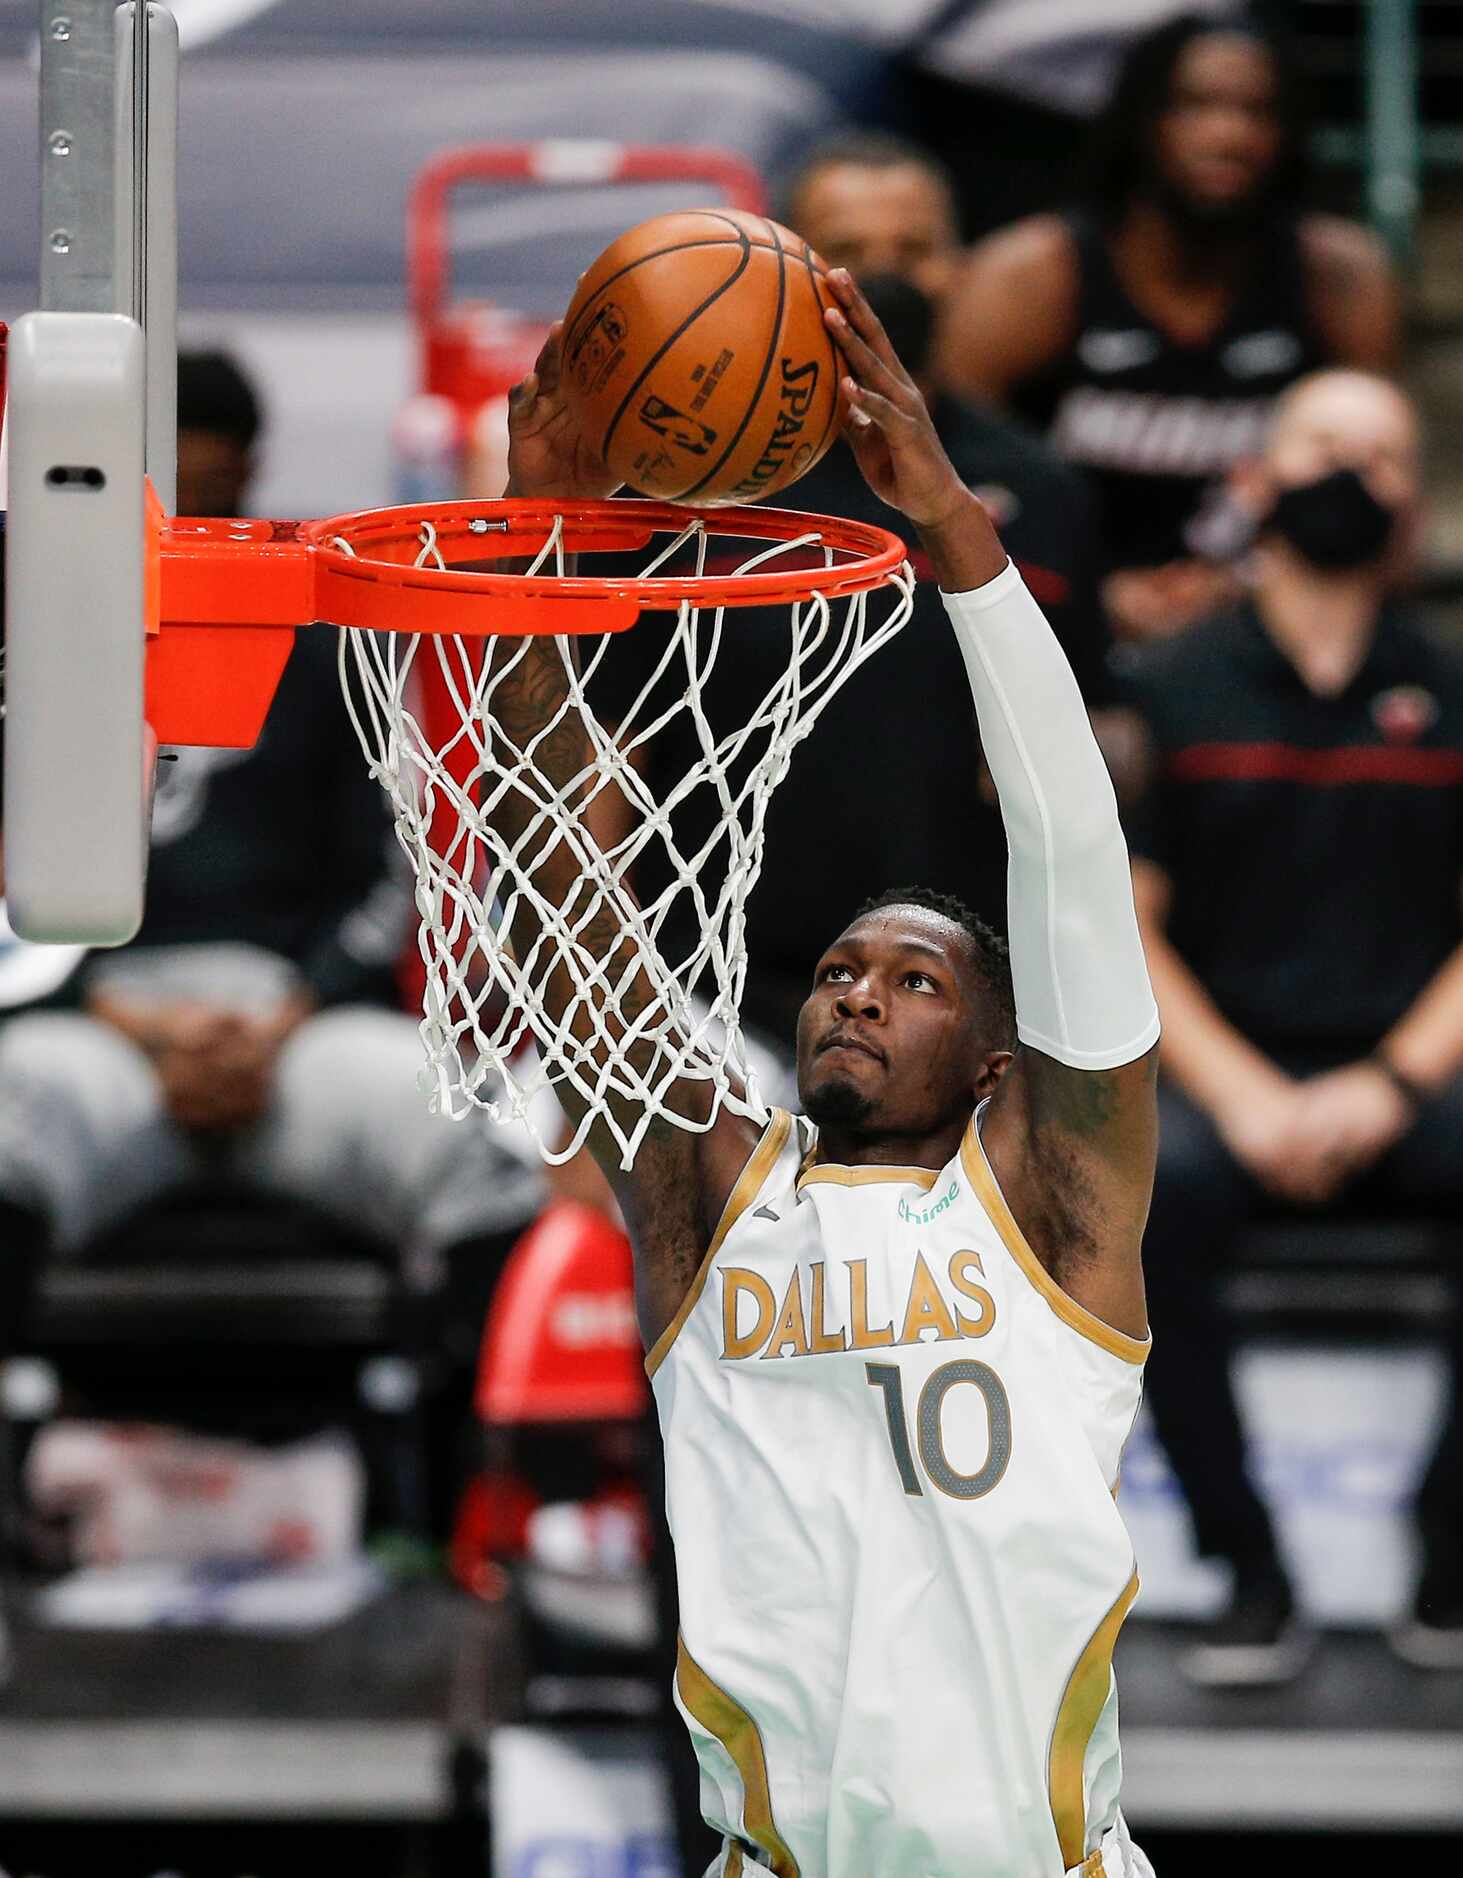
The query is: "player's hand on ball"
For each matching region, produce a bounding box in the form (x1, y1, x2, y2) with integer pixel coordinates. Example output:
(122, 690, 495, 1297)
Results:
(505, 322, 622, 503)
(825, 271, 967, 530)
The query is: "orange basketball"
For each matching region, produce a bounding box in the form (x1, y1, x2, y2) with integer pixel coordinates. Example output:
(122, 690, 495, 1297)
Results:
(559, 209, 843, 505)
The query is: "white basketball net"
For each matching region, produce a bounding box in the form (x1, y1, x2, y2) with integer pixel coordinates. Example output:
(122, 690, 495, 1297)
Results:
(337, 511, 915, 1167)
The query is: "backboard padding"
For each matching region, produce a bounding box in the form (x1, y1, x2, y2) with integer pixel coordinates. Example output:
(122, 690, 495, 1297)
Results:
(3, 311, 150, 944)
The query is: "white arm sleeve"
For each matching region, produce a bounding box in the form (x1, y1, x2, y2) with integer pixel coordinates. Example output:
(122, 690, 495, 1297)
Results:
(943, 561, 1160, 1071)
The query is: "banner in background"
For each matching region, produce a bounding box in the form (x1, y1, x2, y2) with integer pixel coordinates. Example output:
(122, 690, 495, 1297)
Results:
(1121, 1344, 1445, 1621)
(492, 1726, 674, 1878)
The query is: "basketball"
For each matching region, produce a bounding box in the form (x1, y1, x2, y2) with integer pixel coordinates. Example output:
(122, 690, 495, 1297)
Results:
(559, 209, 843, 505)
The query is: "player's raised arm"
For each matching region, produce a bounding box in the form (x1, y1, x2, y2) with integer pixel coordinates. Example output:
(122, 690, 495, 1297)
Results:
(826, 270, 1160, 1338)
(488, 325, 766, 1343)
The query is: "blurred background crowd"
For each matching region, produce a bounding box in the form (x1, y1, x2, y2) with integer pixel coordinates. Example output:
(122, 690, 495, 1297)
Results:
(1, 2, 1461, 1874)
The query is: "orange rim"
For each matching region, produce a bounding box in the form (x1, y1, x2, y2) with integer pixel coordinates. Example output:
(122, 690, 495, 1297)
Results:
(160, 497, 911, 639)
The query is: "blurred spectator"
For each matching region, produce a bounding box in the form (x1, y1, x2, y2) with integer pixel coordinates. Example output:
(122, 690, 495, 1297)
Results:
(936, 13, 1401, 642)
(1126, 370, 1463, 1681)
(896, 0, 1248, 239)
(0, 352, 542, 1372)
(175, 349, 262, 519)
(599, 133, 1122, 1042)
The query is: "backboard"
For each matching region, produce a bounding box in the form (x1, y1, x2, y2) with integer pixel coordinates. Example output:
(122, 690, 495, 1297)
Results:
(1, 0, 177, 944)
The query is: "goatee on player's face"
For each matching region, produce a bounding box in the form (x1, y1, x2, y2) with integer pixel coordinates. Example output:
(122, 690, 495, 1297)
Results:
(795, 908, 988, 1142)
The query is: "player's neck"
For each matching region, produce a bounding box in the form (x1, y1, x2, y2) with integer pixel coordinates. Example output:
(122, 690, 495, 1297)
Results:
(812, 1113, 972, 1173)
(1116, 199, 1255, 289)
(1252, 546, 1386, 696)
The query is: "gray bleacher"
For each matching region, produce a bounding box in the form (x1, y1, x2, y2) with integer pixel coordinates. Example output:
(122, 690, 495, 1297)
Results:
(0, 0, 945, 314)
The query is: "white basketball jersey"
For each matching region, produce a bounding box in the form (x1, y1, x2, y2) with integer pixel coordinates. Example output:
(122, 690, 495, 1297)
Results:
(648, 1103, 1150, 1878)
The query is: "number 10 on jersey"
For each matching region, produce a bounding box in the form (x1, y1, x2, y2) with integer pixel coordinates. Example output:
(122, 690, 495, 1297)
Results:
(866, 1360, 1012, 1499)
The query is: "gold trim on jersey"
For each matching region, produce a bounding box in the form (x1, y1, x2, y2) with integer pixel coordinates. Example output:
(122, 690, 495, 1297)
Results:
(959, 1119, 1150, 1366)
(797, 1162, 942, 1193)
(1048, 1569, 1140, 1870)
(725, 1845, 745, 1878)
(676, 1637, 801, 1878)
(644, 1109, 793, 1380)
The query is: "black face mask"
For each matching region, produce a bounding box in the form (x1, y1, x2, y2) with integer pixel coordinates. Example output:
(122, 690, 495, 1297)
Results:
(855, 272, 936, 382)
(1264, 467, 1398, 571)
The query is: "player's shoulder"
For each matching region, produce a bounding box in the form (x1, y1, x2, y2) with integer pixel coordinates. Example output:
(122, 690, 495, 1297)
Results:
(1297, 213, 1394, 290)
(960, 213, 1078, 293)
(941, 216, 1082, 390)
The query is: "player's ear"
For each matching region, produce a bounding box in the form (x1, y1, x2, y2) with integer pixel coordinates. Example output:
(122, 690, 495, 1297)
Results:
(974, 1050, 1014, 1098)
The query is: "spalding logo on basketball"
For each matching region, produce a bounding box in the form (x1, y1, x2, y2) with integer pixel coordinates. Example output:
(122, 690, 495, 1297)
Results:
(560, 209, 843, 505)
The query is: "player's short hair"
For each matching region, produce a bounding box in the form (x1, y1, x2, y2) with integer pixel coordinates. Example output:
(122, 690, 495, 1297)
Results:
(1085, 12, 1311, 222)
(778, 133, 959, 233)
(857, 886, 1016, 1049)
(177, 350, 263, 450)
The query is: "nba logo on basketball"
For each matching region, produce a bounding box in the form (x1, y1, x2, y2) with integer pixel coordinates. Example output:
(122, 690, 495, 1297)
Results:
(638, 393, 718, 456)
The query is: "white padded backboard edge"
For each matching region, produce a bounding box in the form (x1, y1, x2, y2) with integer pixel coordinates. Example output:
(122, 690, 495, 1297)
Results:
(3, 311, 151, 945)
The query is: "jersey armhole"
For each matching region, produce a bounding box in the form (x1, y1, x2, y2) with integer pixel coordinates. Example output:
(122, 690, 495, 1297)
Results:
(644, 1108, 793, 1379)
(959, 1114, 1150, 1366)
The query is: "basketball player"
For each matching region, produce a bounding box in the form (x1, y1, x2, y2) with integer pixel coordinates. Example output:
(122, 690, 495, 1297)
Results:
(936, 14, 1399, 641)
(497, 271, 1161, 1877)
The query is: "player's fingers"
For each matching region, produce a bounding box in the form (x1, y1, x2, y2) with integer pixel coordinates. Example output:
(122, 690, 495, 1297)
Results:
(841, 374, 912, 433)
(825, 304, 913, 408)
(532, 321, 565, 396)
(827, 271, 911, 383)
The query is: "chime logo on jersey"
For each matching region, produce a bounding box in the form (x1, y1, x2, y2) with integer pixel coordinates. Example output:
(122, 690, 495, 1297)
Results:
(898, 1179, 960, 1227)
(720, 1249, 997, 1362)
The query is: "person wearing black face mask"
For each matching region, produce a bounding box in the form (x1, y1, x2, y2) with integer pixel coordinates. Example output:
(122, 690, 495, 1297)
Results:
(1123, 370, 1463, 1683)
(1264, 464, 1400, 572)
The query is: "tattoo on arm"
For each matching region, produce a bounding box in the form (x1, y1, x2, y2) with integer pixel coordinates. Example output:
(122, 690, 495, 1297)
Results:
(1038, 1066, 1119, 1137)
(1025, 1049, 1157, 1152)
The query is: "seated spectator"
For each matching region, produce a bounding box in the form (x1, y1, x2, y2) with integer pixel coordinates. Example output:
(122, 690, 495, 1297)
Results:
(1126, 369, 1463, 1681)
(936, 13, 1401, 642)
(0, 352, 542, 1365)
(894, 0, 1243, 240)
(595, 133, 1122, 1044)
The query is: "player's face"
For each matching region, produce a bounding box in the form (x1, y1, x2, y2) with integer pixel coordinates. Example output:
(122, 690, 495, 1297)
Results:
(1153, 34, 1283, 220)
(796, 908, 993, 1140)
(177, 428, 254, 519)
(792, 163, 959, 308)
